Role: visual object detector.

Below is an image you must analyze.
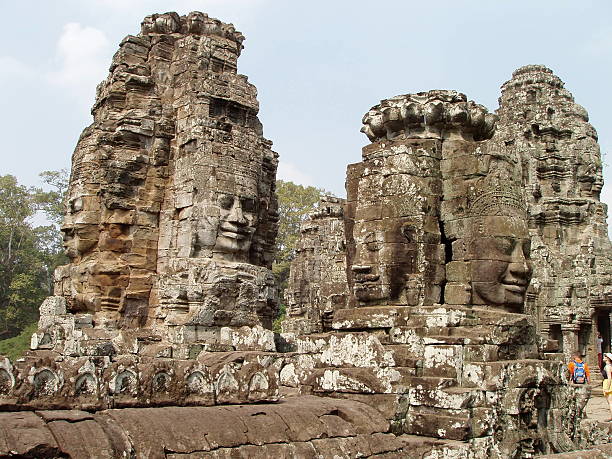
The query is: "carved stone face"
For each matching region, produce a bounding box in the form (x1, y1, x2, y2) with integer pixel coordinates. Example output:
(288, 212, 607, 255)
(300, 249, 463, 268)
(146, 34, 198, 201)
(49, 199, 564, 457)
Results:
(469, 216, 533, 310)
(214, 193, 258, 255)
(514, 387, 550, 457)
(351, 229, 385, 303)
(195, 192, 258, 262)
(186, 12, 205, 33)
(62, 224, 98, 260)
(351, 220, 418, 305)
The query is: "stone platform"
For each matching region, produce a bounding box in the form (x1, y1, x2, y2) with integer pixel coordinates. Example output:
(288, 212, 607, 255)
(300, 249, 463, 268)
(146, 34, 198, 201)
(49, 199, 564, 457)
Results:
(0, 396, 464, 458)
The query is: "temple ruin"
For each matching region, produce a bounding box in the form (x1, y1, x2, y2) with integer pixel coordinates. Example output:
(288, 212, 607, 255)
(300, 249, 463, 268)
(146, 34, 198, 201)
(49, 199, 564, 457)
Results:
(1, 11, 612, 458)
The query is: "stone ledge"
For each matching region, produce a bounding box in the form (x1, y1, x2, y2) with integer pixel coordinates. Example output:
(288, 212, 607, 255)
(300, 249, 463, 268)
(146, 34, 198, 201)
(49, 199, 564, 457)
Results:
(0, 351, 281, 411)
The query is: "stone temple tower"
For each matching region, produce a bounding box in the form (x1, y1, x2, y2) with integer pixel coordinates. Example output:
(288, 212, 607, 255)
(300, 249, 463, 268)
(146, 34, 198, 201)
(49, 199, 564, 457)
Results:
(54, 11, 279, 341)
(492, 65, 612, 361)
(1, 13, 611, 456)
(7, 12, 281, 411)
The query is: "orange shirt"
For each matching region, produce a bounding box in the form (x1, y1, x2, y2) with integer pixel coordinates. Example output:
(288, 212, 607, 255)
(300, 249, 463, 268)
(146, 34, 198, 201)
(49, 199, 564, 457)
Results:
(568, 359, 590, 382)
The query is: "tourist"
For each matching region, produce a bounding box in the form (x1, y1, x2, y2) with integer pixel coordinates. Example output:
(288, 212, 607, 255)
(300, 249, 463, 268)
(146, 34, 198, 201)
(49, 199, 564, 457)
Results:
(602, 353, 612, 420)
(568, 351, 590, 385)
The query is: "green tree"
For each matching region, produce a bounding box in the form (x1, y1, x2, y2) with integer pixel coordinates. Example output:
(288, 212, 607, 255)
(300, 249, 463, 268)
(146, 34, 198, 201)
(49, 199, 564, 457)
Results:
(0, 175, 44, 336)
(0, 171, 68, 339)
(32, 169, 69, 292)
(273, 180, 327, 330)
(34, 169, 69, 227)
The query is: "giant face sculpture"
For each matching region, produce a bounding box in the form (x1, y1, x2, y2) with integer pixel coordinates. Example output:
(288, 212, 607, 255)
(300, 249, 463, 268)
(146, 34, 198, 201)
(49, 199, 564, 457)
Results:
(350, 219, 420, 306)
(193, 191, 259, 262)
(467, 191, 533, 311)
(213, 192, 258, 257)
(469, 227, 532, 308)
(351, 226, 385, 303)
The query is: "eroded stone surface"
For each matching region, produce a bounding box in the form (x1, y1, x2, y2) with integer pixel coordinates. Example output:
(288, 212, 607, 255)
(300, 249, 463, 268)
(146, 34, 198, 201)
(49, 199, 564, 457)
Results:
(54, 11, 278, 336)
(0, 397, 430, 458)
(5, 11, 280, 411)
(284, 84, 611, 456)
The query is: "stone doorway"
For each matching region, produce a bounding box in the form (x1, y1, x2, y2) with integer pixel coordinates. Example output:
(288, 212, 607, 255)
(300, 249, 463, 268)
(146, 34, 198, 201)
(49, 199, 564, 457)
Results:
(549, 324, 563, 353)
(597, 310, 611, 354)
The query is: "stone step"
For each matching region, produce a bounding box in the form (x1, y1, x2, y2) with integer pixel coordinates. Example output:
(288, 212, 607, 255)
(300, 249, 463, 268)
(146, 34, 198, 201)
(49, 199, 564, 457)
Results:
(405, 408, 471, 441)
(393, 434, 470, 457)
(306, 366, 417, 394)
(408, 384, 484, 411)
(331, 306, 413, 330)
(406, 376, 458, 390)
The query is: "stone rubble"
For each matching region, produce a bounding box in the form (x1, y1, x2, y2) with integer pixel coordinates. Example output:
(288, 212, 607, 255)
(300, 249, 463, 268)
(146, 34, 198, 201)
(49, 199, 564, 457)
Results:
(0, 11, 611, 459)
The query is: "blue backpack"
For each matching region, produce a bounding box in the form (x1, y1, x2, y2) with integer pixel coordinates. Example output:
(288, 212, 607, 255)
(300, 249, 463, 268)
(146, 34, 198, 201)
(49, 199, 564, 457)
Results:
(572, 360, 586, 384)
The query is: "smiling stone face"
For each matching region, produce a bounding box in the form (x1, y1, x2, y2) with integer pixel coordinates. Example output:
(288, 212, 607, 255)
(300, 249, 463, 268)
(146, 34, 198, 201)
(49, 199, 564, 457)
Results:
(350, 219, 423, 306)
(469, 223, 533, 309)
(213, 193, 258, 259)
(464, 190, 533, 311)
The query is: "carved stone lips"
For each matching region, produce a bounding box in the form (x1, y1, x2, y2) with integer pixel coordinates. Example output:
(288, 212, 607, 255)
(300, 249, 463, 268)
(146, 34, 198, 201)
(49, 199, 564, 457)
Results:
(354, 282, 380, 293)
(502, 282, 528, 293)
(354, 274, 380, 283)
(219, 223, 252, 239)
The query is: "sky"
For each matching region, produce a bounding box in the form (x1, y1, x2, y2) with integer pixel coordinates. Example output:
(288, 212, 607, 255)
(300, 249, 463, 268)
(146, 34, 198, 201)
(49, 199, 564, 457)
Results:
(2, 0, 612, 205)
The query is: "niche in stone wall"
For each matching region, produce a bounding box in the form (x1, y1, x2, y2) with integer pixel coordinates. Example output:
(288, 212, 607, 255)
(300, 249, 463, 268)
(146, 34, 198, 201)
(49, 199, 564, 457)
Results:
(209, 97, 258, 130)
(548, 324, 563, 353)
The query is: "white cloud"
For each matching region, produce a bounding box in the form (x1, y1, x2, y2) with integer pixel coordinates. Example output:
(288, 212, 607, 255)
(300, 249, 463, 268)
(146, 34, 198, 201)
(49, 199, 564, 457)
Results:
(0, 56, 32, 80)
(47, 23, 111, 103)
(277, 161, 314, 186)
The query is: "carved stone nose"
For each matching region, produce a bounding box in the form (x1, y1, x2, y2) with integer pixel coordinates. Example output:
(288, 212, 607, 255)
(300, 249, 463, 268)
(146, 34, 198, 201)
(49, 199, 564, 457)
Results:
(227, 201, 246, 224)
(508, 245, 530, 276)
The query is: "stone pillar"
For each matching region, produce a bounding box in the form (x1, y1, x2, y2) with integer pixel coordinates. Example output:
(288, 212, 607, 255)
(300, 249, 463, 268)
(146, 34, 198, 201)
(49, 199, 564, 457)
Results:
(561, 324, 580, 359)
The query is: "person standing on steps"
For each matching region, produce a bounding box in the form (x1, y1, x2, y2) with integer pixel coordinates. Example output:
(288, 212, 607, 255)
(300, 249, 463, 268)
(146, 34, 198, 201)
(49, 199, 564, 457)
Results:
(602, 353, 612, 421)
(568, 351, 590, 385)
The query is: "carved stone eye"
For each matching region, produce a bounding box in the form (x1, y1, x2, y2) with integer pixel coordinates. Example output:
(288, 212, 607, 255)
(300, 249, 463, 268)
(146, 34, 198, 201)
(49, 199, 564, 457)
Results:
(401, 225, 416, 243)
(364, 232, 380, 252)
(240, 197, 256, 213)
(523, 240, 531, 258)
(218, 194, 234, 210)
(496, 237, 515, 256)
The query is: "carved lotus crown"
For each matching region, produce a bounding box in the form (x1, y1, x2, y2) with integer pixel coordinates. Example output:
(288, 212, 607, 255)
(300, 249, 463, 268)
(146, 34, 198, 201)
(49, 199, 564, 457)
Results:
(140, 12, 244, 46)
(467, 186, 527, 219)
(502, 64, 564, 91)
(361, 90, 498, 142)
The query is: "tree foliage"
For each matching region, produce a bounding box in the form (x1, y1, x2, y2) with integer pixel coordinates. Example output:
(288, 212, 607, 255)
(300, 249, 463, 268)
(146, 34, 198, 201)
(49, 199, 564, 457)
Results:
(273, 180, 327, 325)
(0, 171, 67, 338)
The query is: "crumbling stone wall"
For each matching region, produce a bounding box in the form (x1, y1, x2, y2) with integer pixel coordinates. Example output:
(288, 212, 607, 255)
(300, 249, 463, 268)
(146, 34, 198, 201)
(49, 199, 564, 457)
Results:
(49, 11, 278, 350)
(284, 89, 600, 457)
